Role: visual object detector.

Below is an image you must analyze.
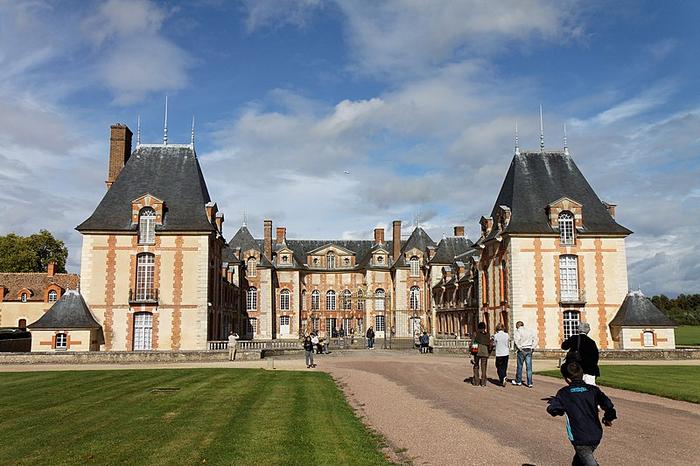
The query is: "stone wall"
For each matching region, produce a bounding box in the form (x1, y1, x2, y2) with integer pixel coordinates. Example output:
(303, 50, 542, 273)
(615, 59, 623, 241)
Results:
(0, 349, 262, 364)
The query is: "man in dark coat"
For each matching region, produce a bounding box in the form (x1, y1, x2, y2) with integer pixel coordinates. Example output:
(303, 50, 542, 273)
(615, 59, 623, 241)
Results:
(561, 322, 600, 385)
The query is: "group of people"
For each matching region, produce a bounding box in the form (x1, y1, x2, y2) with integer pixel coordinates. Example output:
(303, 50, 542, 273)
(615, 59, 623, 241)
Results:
(417, 331, 434, 353)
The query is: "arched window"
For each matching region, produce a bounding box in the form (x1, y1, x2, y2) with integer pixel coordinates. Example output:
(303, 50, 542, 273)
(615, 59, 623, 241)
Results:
(133, 312, 153, 350)
(246, 287, 258, 311)
(20, 293, 28, 303)
(558, 211, 575, 245)
(342, 289, 352, 310)
(300, 290, 306, 311)
(311, 290, 320, 310)
(138, 207, 156, 244)
(375, 288, 385, 311)
(135, 253, 155, 301)
(410, 286, 420, 310)
(247, 257, 257, 277)
(357, 289, 365, 311)
(563, 310, 579, 340)
(559, 255, 579, 301)
(55, 332, 68, 350)
(327, 252, 336, 269)
(643, 331, 655, 347)
(326, 290, 336, 310)
(280, 289, 290, 311)
(48, 289, 58, 302)
(410, 256, 420, 277)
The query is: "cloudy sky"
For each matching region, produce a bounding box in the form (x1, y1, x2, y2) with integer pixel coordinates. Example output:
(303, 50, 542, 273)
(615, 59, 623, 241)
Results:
(1, 0, 698, 296)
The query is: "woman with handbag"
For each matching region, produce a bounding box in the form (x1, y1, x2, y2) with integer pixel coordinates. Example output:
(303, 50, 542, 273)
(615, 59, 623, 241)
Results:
(471, 322, 492, 387)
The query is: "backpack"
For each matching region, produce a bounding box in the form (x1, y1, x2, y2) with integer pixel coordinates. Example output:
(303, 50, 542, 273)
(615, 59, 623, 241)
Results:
(470, 339, 479, 355)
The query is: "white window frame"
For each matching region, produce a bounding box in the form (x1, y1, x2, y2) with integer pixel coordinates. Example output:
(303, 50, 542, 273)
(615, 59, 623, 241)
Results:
(375, 315, 386, 332)
(247, 317, 258, 337)
(558, 211, 575, 245)
(342, 318, 352, 333)
(311, 317, 320, 332)
(138, 207, 156, 245)
(48, 290, 58, 302)
(133, 312, 153, 350)
(563, 310, 580, 340)
(410, 286, 420, 311)
(559, 255, 579, 301)
(410, 256, 420, 277)
(247, 287, 258, 311)
(643, 331, 655, 347)
(136, 253, 155, 301)
(357, 290, 365, 310)
(326, 290, 336, 311)
(375, 289, 385, 311)
(55, 332, 68, 350)
(327, 252, 336, 269)
(280, 316, 291, 335)
(247, 257, 257, 277)
(280, 289, 290, 311)
(311, 290, 320, 310)
(21, 293, 27, 303)
(326, 317, 337, 333)
(342, 289, 352, 310)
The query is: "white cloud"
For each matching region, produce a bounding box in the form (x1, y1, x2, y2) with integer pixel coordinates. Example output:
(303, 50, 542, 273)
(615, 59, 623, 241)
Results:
(242, 0, 323, 32)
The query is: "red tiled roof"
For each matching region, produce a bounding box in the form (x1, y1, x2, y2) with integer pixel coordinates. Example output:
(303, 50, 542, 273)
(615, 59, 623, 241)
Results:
(0, 272, 79, 302)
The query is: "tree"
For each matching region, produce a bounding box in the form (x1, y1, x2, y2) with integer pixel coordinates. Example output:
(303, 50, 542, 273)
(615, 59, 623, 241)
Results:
(0, 230, 68, 273)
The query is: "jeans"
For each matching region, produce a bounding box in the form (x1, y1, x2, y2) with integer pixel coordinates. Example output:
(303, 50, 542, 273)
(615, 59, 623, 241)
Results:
(495, 355, 509, 384)
(516, 349, 533, 385)
(368, 337, 374, 348)
(572, 444, 598, 466)
(305, 350, 314, 367)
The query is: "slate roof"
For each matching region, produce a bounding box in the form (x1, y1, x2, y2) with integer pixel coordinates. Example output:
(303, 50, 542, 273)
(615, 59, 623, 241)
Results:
(609, 291, 676, 327)
(77, 145, 214, 233)
(0, 272, 79, 302)
(395, 227, 436, 267)
(430, 237, 474, 264)
(489, 151, 631, 236)
(28, 290, 101, 329)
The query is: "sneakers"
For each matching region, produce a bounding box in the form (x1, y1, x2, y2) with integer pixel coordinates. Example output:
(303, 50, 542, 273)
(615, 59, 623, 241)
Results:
(527, 384, 533, 388)
(511, 380, 522, 386)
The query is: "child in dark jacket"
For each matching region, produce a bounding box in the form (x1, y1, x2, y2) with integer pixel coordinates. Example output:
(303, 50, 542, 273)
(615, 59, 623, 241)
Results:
(547, 362, 616, 466)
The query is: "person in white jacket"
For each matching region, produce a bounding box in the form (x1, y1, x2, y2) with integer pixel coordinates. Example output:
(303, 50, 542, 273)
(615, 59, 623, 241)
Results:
(511, 321, 537, 387)
(492, 324, 510, 386)
(228, 331, 239, 361)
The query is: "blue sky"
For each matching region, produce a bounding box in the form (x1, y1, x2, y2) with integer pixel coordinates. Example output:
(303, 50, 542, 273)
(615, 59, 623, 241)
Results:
(1, 0, 699, 296)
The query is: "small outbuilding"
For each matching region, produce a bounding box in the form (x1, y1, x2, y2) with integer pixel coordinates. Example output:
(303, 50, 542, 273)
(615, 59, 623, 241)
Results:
(609, 290, 676, 349)
(28, 290, 103, 352)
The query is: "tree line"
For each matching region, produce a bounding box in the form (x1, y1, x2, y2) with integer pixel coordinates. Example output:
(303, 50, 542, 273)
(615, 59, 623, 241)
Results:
(651, 294, 700, 326)
(0, 230, 68, 273)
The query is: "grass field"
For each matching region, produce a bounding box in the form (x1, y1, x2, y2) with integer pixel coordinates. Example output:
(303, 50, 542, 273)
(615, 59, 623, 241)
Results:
(0, 369, 391, 465)
(675, 325, 700, 346)
(538, 365, 700, 403)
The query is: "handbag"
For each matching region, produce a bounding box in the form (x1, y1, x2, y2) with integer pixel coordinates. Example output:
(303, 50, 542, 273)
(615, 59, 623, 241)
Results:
(470, 339, 479, 355)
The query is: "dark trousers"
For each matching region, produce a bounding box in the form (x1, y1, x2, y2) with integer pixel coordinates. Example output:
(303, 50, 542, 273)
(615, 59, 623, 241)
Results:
(495, 355, 509, 384)
(472, 356, 488, 386)
(572, 445, 598, 466)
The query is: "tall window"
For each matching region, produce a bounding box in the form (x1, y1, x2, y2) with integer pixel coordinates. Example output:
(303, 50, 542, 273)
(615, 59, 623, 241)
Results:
(133, 312, 153, 350)
(247, 318, 258, 337)
(247, 257, 257, 277)
(327, 252, 336, 269)
(55, 332, 68, 350)
(280, 289, 290, 311)
(138, 207, 156, 244)
(357, 290, 365, 311)
(326, 290, 336, 310)
(643, 331, 655, 347)
(311, 317, 320, 332)
(342, 289, 352, 310)
(136, 253, 155, 301)
(375, 289, 385, 311)
(558, 211, 575, 245)
(48, 290, 58, 302)
(563, 310, 580, 340)
(410, 256, 420, 277)
(326, 318, 337, 333)
(21, 293, 27, 302)
(247, 287, 257, 311)
(375, 315, 386, 332)
(300, 290, 306, 310)
(410, 286, 420, 310)
(559, 255, 579, 301)
(280, 316, 290, 335)
(311, 290, 320, 310)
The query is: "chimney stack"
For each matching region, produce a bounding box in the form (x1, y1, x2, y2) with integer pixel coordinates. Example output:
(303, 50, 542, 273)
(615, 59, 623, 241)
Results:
(392, 220, 401, 261)
(107, 124, 133, 189)
(215, 212, 224, 234)
(47, 260, 55, 277)
(374, 228, 385, 245)
(454, 226, 465, 237)
(276, 227, 286, 244)
(263, 220, 273, 260)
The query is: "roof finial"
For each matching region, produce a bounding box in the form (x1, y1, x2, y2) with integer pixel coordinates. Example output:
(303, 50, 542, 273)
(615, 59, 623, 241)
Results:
(242, 209, 247, 227)
(163, 95, 169, 145)
(136, 115, 141, 147)
(191, 114, 195, 147)
(514, 120, 520, 155)
(539, 104, 544, 151)
(563, 122, 569, 156)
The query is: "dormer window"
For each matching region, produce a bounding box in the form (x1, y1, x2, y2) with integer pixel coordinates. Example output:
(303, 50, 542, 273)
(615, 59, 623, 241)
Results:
(327, 252, 336, 269)
(48, 290, 58, 302)
(376, 255, 384, 265)
(247, 257, 257, 277)
(138, 207, 156, 244)
(410, 256, 420, 277)
(558, 211, 575, 245)
(21, 293, 27, 303)
(281, 255, 289, 263)
(343, 257, 350, 266)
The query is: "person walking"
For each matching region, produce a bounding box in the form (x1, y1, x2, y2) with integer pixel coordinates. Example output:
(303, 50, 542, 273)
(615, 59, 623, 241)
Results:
(561, 322, 600, 385)
(471, 322, 491, 387)
(227, 331, 239, 361)
(366, 326, 375, 349)
(420, 331, 429, 354)
(512, 321, 537, 388)
(428, 333, 435, 354)
(547, 361, 616, 466)
(492, 324, 510, 386)
(303, 335, 316, 368)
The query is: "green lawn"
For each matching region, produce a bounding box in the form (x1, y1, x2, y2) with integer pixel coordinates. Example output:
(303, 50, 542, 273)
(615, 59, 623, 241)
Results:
(675, 325, 700, 346)
(0, 369, 391, 466)
(538, 365, 700, 403)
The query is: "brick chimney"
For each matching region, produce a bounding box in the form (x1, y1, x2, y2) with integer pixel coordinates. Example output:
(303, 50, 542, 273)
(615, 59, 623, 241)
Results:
(106, 124, 133, 189)
(392, 220, 401, 261)
(215, 212, 224, 234)
(374, 228, 385, 245)
(47, 260, 55, 277)
(276, 227, 286, 244)
(454, 226, 465, 237)
(263, 220, 273, 260)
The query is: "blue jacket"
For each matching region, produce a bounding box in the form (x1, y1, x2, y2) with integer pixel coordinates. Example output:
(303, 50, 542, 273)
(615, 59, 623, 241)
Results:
(546, 380, 617, 446)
